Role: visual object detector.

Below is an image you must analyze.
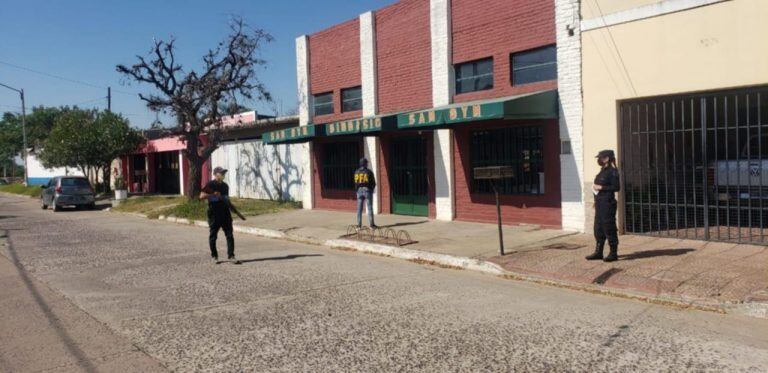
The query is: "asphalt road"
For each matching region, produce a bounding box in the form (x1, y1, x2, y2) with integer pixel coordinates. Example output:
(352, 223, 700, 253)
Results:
(1, 193, 767, 372)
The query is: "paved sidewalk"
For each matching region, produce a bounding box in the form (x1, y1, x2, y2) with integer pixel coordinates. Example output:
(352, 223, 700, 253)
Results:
(490, 233, 768, 312)
(233, 209, 768, 316)
(233, 209, 575, 258)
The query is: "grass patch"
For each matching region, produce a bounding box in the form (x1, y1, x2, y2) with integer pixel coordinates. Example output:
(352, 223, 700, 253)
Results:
(159, 198, 300, 221)
(0, 184, 43, 198)
(111, 196, 186, 218)
(112, 195, 300, 221)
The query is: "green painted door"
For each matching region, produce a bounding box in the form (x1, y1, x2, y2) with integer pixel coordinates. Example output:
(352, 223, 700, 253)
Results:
(390, 137, 429, 216)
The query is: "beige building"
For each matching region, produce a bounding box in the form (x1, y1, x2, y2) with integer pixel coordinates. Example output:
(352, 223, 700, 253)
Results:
(576, 0, 768, 243)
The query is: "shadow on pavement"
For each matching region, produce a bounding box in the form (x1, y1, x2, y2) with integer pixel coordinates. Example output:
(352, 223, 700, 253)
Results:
(380, 220, 429, 228)
(619, 248, 696, 261)
(238, 254, 323, 264)
(2, 230, 98, 373)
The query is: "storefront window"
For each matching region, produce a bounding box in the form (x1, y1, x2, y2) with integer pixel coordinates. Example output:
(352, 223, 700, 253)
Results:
(313, 92, 334, 116)
(471, 126, 544, 195)
(322, 142, 360, 190)
(455, 58, 494, 94)
(342, 86, 362, 112)
(511, 45, 557, 86)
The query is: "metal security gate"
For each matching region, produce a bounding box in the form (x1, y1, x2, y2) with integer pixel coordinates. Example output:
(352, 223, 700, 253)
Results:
(620, 85, 768, 244)
(390, 137, 429, 216)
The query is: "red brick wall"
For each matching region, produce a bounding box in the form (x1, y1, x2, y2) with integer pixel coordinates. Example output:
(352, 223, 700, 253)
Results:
(309, 18, 361, 124)
(451, 0, 556, 103)
(454, 120, 562, 228)
(376, 0, 433, 114)
(312, 138, 363, 212)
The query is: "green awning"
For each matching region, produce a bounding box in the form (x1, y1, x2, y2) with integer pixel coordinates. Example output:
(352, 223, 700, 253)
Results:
(397, 89, 558, 129)
(325, 115, 397, 136)
(263, 124, 324, 144)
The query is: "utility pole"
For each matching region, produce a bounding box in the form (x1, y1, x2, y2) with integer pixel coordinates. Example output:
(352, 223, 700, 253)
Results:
(20, 89, 27, 185)
(107, 86, 112, 112)
(0, 82, 28, 185)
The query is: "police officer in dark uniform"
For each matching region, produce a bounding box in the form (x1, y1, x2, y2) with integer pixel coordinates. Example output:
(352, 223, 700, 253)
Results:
(586, 150, 621, 262)
(354, 158, 377, 229)
(200, 167, 240, 264)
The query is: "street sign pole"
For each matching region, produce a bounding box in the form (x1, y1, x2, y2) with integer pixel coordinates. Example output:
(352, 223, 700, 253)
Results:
(491, 180, 504, 255)
(473, 166, 515, 256)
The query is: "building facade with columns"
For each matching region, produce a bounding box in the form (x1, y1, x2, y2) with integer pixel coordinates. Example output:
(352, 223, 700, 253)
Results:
(267, 0, 585, 230)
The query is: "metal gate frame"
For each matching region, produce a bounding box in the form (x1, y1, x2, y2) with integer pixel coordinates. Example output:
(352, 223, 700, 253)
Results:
(619, 84, 768, 245)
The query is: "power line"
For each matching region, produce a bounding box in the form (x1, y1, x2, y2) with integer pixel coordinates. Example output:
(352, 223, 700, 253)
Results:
(71, 97, 107, 107)
(590, 0, 638, 96)
(0, 59, 138, 96)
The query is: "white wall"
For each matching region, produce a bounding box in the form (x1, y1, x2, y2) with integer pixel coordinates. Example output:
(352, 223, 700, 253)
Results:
(556, 0, 586, 232)
(211, 140, 305, 202)
(26, 151, 83, 186)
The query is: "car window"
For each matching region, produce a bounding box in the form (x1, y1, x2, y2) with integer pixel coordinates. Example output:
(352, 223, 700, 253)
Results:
(60, 178, 91, 187)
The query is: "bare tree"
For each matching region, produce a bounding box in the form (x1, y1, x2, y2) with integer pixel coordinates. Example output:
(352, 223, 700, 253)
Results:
(117, 18, 272, 199)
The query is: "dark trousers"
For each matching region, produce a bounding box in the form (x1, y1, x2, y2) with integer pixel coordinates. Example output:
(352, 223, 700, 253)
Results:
(208, 209, 234, 258)
(594, 198, 619, 247)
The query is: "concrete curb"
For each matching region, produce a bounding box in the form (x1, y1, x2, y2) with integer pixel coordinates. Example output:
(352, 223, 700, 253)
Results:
(326, 239, 507, 275)
(107, 210, 768, 319)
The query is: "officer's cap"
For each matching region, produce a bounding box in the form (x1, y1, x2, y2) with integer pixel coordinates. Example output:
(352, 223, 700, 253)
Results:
(596, 150, 615, 159)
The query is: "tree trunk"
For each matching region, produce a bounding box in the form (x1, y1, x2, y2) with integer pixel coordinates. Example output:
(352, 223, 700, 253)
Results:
(102, 166, 111, 193)
(186, 154, 203, 200)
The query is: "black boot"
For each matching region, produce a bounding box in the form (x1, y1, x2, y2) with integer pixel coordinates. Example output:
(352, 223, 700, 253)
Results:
(603, 245, 618, 262)
(586, 242, 605, 260)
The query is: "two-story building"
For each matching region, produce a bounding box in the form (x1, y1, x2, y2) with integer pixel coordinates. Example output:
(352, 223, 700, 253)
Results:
(266, 0, 583, 229)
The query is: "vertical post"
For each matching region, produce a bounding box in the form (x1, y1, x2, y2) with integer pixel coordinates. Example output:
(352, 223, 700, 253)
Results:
(492, 180, 505, 255)
(20, 89, 28, 186)
(701, 98, 709, 240)
(107, 87, 112, 112)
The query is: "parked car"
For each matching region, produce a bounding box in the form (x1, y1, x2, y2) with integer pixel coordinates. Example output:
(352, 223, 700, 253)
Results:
(709, 133, 768, 202)
(41, 176, 96, 211)
(0, 178, 8, 185)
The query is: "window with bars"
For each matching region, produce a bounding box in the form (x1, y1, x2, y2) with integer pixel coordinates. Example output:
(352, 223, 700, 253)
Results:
(322, 142, 360, 190)
(342, 86, 362, 112)
(511, 45, 557, 86)
(455, 58, 494, 95)
(313, 92, 334, 116)
(471, 126, 545, 195)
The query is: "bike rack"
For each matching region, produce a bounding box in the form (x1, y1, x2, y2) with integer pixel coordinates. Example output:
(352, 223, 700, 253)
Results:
(342, 225, 417, 247)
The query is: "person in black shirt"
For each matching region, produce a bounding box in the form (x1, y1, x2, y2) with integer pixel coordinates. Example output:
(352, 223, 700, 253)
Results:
(586, 150, 621, 262)
(200, 167, 239, 264)
(354, 158, 377, 228)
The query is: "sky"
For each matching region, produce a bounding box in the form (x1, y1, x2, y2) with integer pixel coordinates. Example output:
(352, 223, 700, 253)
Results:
(0, 0, 396, 129)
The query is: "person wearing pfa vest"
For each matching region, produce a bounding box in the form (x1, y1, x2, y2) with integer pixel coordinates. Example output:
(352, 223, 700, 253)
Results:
(199, 167, 240, 264)
(354, 157, 377, 229)
(586, 149, 621, 262)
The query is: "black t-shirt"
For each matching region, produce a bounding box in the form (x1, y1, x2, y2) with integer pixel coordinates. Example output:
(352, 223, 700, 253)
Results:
(205, 180, 230, 211)
(594, 167, 620, 200)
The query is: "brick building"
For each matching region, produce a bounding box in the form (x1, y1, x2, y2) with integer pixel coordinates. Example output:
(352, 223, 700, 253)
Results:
(266, 0, 584, 230)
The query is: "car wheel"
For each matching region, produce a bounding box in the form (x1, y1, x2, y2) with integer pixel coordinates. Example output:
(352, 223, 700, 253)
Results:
(88, 203, 96, 210)
(41, 198, 48, 210)
(53, 200, 61, 212)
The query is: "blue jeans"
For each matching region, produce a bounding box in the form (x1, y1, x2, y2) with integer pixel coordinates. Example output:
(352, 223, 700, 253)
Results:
(356, 188, 375, 227)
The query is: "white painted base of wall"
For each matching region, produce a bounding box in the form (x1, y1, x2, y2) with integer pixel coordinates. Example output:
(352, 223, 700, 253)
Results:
(364, 136, 380, 214)
(434, 129, 454, 221)
(301, 142, 313, 209)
